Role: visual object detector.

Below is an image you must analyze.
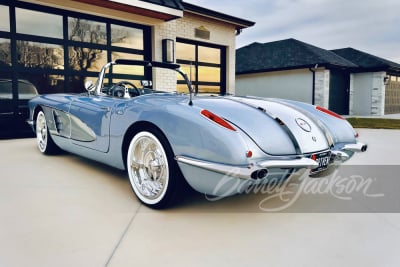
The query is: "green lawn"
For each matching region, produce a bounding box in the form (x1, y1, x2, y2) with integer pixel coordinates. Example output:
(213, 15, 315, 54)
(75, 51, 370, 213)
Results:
(346, 117, 400, 129)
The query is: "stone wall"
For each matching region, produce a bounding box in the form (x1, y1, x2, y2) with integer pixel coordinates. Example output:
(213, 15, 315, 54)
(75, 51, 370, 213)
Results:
(350, 72, 386, 116)
(313, 69, 330, 109)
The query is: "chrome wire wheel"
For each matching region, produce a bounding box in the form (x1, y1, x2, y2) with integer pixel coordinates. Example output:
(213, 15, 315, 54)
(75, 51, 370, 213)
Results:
(36, 111, 48, 153)
(127, 131, 170, 206)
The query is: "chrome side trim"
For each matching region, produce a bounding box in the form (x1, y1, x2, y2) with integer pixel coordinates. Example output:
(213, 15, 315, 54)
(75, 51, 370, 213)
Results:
(175, 156, 318, 180)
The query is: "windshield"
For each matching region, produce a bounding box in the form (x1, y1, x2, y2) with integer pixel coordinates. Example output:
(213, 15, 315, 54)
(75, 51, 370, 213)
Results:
(96, 60, 193, 98)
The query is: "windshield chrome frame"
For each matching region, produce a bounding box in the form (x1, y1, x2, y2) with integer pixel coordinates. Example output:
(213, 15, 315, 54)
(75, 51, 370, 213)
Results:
(94, 60, 193, 104)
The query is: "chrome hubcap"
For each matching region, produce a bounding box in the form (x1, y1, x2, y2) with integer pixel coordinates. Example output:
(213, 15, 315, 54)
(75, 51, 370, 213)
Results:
(36, 112, 47, 152)
(128, 133, 168, 201)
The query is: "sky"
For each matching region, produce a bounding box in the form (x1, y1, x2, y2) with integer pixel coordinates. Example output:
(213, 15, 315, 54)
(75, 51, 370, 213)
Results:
(188, 0, 400, 63)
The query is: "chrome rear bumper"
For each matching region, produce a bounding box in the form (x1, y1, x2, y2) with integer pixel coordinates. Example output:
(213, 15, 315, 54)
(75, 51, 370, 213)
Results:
(176, 156, 318, 180)
(176, 142, 367, 181)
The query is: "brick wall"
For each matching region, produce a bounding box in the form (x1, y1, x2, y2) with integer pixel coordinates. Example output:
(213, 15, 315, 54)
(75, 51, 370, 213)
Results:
(153, 12, 237, 93)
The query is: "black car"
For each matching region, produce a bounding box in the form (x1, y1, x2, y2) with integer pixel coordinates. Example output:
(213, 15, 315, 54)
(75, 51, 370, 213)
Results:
(0, 79, 38, 138)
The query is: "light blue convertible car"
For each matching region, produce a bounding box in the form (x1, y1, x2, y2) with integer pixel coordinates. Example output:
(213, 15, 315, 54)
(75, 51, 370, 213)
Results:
(28, 60, 367, 209)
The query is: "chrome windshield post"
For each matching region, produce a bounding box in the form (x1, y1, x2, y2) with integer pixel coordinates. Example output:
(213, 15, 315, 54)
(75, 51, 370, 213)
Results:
(176, 68, 194, 106)
(95, 61, 115, 95)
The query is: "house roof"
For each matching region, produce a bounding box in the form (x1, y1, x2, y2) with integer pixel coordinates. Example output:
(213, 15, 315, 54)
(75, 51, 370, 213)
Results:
(75, 0, 183, 20)
(141, 0, 183, 10)
(182, 2, 255, 30)
(236, 38, 357, 75)
(76, 1, 255, 26)
(331, 48, 400, 74)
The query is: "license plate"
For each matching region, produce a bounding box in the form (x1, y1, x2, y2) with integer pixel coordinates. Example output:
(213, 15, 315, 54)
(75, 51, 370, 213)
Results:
(310, 151, 331, 174)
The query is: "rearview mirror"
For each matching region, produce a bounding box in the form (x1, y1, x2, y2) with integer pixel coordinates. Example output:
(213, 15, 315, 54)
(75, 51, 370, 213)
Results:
(141, 80, 152, 87)
(85, 81, 95, 92)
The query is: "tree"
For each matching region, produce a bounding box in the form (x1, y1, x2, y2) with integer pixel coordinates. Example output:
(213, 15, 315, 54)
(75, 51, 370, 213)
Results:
(68, 18, 106, 72)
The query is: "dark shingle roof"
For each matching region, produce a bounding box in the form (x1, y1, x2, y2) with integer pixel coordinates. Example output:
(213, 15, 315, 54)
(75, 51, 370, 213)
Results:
(236, 38, 357, 74)
(331, 48, 400, 74)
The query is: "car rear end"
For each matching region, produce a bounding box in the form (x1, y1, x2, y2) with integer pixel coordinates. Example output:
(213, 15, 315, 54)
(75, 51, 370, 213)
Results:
(174, 96, 367, 197)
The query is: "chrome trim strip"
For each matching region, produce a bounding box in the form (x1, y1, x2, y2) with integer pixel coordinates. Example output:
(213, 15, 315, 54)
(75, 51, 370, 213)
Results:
(257, 158, 319, 169)
(226, 97, 302, 154)
(175, 156, 318, 180)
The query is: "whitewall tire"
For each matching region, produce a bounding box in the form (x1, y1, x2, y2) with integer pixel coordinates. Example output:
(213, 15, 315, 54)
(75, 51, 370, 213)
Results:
(127, 128, 185, 209)
(35, 110, 59, 154)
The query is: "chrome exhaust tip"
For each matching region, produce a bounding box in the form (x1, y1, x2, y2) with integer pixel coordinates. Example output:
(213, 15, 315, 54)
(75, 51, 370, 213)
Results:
(361, 144, 368, 152)
(251, 169, 269, 180)
(343, 142, 368, 152)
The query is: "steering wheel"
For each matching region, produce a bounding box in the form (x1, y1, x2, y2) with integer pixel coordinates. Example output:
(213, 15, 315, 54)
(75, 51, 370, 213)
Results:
(109, 81, 140, 97)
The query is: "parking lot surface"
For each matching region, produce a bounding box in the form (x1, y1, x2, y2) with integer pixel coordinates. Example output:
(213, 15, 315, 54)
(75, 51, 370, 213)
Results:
(1, 129, 400, 267)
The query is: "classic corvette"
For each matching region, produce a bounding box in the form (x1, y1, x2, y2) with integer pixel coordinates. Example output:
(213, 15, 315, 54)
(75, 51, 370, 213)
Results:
(28, 59, 367, 209)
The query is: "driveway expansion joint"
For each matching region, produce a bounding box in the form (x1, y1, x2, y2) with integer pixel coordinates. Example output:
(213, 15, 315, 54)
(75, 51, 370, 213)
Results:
(104, 204, 142, 267)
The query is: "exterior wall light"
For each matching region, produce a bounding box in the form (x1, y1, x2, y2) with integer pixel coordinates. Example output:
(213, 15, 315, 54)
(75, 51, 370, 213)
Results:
(162, 39, 175, 63)
(383, 76, 390, 85)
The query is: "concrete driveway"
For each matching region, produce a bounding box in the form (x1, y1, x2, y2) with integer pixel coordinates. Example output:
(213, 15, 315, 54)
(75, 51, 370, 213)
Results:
(1, 129, 399, 267)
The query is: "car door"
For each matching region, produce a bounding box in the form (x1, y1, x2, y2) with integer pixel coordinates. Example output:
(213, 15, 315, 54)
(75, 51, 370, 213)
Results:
(69, 95, 116, 153)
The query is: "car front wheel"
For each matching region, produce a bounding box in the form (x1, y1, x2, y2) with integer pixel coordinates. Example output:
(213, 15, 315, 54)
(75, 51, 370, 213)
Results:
(35, 110, 59, 154)
(126, 128, 185, 209)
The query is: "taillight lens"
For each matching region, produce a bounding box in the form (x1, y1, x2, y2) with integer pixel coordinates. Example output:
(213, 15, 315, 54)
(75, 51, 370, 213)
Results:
(201, 109, 236, 131)
(316, 106, 344, 120)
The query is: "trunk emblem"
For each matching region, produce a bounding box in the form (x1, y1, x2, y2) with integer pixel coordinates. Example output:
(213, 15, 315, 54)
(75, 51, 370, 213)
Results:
(295, 118, 312, 132)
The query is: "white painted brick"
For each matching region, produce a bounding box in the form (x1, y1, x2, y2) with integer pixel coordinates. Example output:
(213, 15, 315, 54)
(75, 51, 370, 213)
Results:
(152, 12, 236, 92)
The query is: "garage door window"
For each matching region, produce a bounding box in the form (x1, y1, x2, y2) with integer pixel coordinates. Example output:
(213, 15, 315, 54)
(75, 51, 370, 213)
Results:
(176, 38, 226, 95)
(0, 1, 151, 96)
(0, 5, 9, 32)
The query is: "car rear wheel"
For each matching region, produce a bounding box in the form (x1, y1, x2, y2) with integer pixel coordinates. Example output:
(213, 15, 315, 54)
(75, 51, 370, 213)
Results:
(127, 128, 185, 209)
(36, 110, 59, 154)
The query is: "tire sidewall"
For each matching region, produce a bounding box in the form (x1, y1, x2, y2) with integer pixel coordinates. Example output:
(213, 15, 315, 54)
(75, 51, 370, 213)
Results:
(35, 109, 59, 155)
(127, 129, 177, 208)
(36, 111, 48, 153)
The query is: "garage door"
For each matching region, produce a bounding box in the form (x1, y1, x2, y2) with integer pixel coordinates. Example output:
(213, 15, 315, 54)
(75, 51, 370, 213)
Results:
(385, 75, 400, 114)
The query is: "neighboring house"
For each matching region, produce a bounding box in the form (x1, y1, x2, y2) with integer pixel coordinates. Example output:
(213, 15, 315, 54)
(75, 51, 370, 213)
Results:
(236, 38, 400, 115)
(331, 48, 400, 115)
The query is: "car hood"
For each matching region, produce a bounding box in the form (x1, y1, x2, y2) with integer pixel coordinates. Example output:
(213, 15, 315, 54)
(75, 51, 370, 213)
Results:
(193, 96, 329, 156)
